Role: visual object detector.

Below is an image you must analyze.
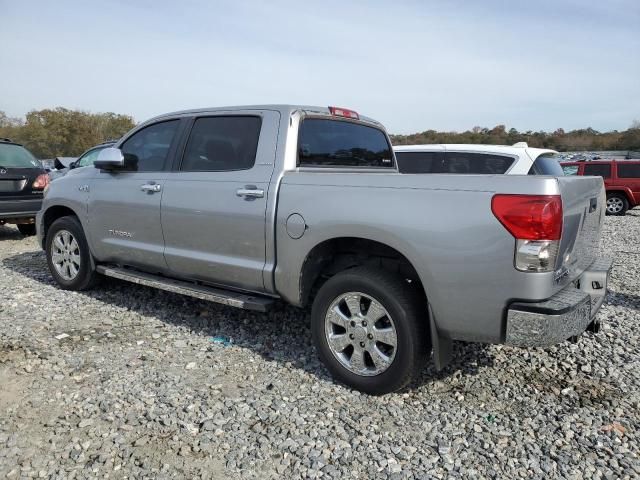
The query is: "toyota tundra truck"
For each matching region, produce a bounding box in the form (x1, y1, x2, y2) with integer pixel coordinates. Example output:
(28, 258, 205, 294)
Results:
(37, 105, 612, 394)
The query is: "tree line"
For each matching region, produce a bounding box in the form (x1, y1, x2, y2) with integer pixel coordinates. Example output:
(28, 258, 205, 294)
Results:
(391, 122, 640, 152)
(0, 108, 135, 159)
(1, 107, 639, 158)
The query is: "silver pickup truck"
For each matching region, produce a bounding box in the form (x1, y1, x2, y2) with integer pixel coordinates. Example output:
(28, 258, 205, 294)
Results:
(37, 105, 612, 394)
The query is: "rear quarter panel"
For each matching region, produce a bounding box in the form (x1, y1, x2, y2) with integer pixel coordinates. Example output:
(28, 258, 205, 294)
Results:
(275, 172, 566, 343)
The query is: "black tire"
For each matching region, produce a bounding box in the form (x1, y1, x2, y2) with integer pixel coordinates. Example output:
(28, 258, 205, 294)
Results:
(17, 223, 36, 236)
(311, 266, 429, 395)
(606, 193, 628, 216)
(46, 216, 99, 291)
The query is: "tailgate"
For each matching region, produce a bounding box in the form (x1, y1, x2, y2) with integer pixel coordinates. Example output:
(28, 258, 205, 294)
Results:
(555, 175, 605, 281)
(0, 167, 39, 197)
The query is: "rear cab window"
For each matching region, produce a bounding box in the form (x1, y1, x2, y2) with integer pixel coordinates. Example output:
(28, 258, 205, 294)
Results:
(528, 153, 564, 176)
(298, 119, 393, 168)
(396, 151, 514, 174)
(0, 143, 42, 169)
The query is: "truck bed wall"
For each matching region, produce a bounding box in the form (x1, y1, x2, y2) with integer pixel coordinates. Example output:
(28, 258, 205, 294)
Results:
(274, 172, 571, 344)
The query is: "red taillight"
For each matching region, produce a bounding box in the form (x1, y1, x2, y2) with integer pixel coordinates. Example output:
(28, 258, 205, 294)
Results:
(328, 106, 359, 120)
(491, 194, 563, 240)
(32, 173, 50, 190)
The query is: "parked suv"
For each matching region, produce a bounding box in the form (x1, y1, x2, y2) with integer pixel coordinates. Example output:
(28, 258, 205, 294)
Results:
(560, 160, 640, 215)
(0, 138, 49, 235)
(393, 143, 565, 176)
(37, 105, 610, 394)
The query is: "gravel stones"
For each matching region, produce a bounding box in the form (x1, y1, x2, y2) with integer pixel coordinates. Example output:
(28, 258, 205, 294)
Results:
(0, 211, 639, 479)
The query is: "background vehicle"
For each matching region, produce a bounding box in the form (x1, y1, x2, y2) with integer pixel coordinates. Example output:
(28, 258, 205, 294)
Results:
(0, 138, 49, 235)
(49, 141, 115, 180)
(38, 105, 610, 394)
(393, 143, 564, 175)
(561, 160, 640, 215)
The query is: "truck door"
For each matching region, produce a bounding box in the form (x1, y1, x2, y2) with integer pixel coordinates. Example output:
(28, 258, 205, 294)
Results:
(88, 119, 182, 271)
(160, 111, 280, 293)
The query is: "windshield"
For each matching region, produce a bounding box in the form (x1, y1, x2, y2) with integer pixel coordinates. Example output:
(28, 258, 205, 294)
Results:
(77, 146, 108, 167)
(0, 143, 42, 168)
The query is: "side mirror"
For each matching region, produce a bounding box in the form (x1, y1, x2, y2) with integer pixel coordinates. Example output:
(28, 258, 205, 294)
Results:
(94, 147, 124, 170)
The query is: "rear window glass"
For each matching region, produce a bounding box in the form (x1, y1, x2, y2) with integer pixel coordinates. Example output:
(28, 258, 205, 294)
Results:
(0, 143, 41, 168)
(528, 153, 564, 176)
(395, 151, 514, 174)
(617, 163, 640, 178)
(583, 163, 611, 178)
(299, 119, 393, 168)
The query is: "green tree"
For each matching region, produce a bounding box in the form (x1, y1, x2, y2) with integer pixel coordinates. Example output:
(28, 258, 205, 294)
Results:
(5, 107, 135, 158)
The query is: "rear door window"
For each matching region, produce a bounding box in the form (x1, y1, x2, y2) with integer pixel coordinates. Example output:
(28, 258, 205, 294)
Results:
(617, 163, 640, 178)
(396, 151, 513, 174)
(298, 119, 393, 168)
(583, 163, 611, 178)
(444, 152, 513, 174)
(528, 153, 564, 175)
(181, 116, 262, 171)
(395, 151, 444, 173)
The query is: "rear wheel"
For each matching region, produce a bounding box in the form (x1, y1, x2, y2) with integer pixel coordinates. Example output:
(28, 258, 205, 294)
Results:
(46, 216, 98, 290)
(606, 193, 628, 216)
(311, 266, 428, 394)
(17, 223, 36, 236)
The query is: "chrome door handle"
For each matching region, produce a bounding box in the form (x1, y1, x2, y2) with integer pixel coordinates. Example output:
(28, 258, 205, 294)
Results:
(141, 183, 161, 193)
(236, 188, 264, 198)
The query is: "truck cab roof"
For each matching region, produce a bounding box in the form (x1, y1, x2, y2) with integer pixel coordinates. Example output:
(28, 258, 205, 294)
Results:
(148, 105, 384, 128)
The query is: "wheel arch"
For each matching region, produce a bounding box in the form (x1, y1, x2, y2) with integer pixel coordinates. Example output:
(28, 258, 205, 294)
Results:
(41, 204, 82, 249)
(299, 236, 426, 308)
(606, 188, 633, 204)
(298, 235, 452, 370)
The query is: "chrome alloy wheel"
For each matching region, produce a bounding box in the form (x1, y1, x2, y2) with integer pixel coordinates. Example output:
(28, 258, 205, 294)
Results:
(51, 230, 81, 281)
(324, 291, 398, 376)
(606, 196, 624, 214)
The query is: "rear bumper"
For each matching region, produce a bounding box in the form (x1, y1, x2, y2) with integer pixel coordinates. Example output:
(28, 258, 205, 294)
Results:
(505, 257, 613, 347)
(0, 198, 42, 221)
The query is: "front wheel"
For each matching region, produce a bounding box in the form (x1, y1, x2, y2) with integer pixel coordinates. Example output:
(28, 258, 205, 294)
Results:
(311, 266, 428, 395)
(46, 216, 99, 290)
(606, 193, 628, 216)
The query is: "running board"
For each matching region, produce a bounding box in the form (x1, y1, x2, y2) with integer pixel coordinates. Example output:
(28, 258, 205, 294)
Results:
(96, 266, 274, 312)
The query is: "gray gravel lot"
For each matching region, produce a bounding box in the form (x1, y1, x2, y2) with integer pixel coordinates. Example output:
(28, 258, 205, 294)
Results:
(0, 213, 639, 479)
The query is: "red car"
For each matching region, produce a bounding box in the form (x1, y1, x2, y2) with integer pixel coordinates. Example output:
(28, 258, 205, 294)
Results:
(561, 160, 640, 215)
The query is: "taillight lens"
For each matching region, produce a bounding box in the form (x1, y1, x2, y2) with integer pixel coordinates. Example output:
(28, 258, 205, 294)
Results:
(32, 173, 50, 190)
(491, 195, 562, 240)
(492, 194, 563, 272)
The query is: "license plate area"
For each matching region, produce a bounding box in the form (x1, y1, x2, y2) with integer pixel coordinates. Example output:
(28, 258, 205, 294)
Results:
(0, 179, 27, 193)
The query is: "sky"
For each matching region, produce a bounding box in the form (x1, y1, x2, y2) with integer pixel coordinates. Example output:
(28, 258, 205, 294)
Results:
(1, 0, 639, 134)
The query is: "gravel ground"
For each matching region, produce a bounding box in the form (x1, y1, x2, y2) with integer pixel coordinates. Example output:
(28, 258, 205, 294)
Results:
(0, 213, 639, 479)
